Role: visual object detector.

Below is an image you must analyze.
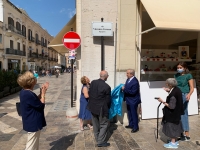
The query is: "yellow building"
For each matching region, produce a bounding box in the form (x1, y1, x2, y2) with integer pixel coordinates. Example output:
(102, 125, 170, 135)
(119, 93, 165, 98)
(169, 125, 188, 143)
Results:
(0, 0, 65, 72)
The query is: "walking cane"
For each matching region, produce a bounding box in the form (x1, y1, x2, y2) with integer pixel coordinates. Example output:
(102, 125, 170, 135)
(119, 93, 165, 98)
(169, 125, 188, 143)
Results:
(157, 102, 162, 141)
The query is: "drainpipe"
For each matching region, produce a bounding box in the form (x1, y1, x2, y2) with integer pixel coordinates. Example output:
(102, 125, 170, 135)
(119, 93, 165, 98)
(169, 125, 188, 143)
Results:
(114, 20, 118, 87)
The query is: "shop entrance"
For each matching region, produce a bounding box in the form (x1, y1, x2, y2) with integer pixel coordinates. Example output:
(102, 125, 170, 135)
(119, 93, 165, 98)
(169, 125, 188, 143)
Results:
(138, 5, 199, 119)
(8, 59, 20, 70)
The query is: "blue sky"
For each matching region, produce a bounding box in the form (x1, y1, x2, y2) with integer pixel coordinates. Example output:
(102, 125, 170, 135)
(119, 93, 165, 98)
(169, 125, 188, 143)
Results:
(9, 0, 76, 37)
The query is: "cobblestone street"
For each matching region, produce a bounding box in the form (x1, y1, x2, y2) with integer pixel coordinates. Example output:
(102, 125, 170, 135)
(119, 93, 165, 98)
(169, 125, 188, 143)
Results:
(0, 73, 200, 150)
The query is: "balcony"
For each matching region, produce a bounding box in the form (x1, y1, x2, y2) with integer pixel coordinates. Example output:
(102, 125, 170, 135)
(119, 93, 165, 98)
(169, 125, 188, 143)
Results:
(7, 24, 23, 36)
(35, 40, 41, 45)
(28, 36, 35, 42)
(6, 48, 26, 56)
(28, 52, 38, 58)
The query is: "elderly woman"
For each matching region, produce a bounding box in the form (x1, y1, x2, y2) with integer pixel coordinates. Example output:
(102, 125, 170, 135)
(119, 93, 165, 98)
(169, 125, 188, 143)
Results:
(157, 78, 184, 149)
(17, 71, 49, 150)
(79, 76, 92, 131)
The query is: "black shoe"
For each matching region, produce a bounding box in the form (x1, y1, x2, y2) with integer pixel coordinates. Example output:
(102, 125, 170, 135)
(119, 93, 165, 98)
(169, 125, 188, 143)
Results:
(178, 133, 190, 141)
(97, 142, 110, 147)
(125, 125, 132, 129)
(131, 128, 139, 133)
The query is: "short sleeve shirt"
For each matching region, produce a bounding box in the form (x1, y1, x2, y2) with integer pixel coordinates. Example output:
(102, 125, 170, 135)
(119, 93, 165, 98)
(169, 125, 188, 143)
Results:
(174, 73, 193, 93)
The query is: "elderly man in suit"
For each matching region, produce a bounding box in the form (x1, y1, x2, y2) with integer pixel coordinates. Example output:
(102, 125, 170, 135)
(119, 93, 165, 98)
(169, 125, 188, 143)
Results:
(87, 70, 111, 147)
(122, 69, 141, 133)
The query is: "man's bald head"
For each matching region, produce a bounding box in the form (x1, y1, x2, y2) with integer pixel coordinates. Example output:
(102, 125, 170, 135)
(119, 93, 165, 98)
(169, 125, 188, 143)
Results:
(100, 70, 109, 81)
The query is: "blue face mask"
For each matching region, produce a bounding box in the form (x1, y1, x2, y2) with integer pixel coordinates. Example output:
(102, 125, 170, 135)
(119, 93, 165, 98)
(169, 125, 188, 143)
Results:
(177, 69, 184, 73)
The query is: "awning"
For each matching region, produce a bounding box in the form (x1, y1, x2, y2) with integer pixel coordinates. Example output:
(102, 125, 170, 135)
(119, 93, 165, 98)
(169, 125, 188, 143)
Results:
(48, 15, 76, 55)
(140, 0, 200, 31)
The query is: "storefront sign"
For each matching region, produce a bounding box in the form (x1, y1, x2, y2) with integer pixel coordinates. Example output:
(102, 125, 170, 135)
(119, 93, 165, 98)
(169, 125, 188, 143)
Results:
(92, 22, 113, 36)
(11, 60, 18, 63)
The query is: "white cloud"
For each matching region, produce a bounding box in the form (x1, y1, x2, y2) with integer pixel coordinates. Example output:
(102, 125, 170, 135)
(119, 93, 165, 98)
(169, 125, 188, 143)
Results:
(59, 8, 66, 13)
(68, 9, 76, 18)
(59, 8, 76, 18)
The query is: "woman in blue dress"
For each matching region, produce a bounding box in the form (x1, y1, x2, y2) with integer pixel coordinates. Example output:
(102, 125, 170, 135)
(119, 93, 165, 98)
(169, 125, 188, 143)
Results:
(79, 76, 92, 131)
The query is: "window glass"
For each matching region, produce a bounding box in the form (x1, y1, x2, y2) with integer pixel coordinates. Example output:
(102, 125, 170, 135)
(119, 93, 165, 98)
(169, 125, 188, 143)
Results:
(0, 34, 2, 43)
(17, 42, 20, 50)
(10, 40, 13, 49)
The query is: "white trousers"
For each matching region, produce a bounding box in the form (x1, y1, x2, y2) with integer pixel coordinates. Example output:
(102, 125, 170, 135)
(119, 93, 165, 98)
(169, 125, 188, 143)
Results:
(25, 130, 41, 150)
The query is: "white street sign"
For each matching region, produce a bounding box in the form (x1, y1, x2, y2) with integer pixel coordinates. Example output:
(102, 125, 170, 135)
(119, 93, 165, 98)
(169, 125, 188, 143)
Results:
(92, 22, 113, 36)
(69, 50, 76, 60)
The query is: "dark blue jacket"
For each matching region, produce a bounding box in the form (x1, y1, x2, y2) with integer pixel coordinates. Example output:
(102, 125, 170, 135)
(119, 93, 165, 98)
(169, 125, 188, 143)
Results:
(124, 77, 141, 105)
(19, 89, 46, 132)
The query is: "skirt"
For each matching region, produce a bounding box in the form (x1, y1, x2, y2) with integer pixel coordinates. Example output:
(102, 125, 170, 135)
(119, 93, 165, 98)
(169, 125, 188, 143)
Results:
(162, 121, 183, 138)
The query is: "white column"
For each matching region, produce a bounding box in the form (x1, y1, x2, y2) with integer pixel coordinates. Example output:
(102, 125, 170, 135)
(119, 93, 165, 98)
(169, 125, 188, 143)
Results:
(3, 58, 7, 70)
(197, 33, 200, 63)
(0, 0, 3, 22)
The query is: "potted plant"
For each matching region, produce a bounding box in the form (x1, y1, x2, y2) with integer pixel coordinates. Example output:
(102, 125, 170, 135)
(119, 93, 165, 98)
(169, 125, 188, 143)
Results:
(10, 71, 18, 94)
(3, 71, 10, 96)
(0, 71, 4, 98)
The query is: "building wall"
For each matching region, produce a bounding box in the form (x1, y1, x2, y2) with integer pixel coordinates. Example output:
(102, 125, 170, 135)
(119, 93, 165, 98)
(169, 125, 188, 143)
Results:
(0, 0, 58, 71)
(75, 0, 141, 124)
(75, 0, 118, 113)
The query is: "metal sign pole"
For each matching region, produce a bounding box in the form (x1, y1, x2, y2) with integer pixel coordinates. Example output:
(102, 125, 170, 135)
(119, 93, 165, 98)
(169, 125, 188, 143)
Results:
(157, 102, 162, 141)
(71, 59, 74, 107)
(70, 28, 73, 108)
(101, 18, 104, 71)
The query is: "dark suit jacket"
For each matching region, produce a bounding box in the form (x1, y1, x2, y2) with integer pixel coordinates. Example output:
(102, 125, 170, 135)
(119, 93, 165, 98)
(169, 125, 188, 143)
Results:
(20, 89, 46, 132)
(124, 77, 141, 105)
(87, 79, 111, 117)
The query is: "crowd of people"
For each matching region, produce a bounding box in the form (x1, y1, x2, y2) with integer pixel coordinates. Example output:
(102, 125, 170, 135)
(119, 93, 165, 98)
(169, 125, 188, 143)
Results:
(17, 61, 194, 149)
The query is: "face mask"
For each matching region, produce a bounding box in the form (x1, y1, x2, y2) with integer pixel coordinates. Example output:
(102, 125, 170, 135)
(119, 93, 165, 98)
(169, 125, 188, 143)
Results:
(177, 69, 184, 73)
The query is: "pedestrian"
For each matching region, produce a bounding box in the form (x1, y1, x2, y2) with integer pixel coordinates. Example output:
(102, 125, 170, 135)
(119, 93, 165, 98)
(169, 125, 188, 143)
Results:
(79, 76, 93, 131)
(42, 69, 45, 77)
(164, 62, 194, 141)
(156, 78, 184, 149)
(33, 71, 39, 79)
(17, 71, 49, 150)
(46, 70, 51, 77)
(55, 69, 59, 78)
(122, 69, 141, 133)
(87, 70, 111, 147)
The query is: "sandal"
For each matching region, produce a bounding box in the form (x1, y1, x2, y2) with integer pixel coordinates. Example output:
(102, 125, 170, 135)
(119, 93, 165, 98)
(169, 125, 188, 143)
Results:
(87, 124, 93, 129)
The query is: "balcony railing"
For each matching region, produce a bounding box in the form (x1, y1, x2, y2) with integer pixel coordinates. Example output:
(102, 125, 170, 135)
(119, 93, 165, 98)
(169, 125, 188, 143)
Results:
(35, 40, 40, 45)
(28, 36, 35, 42)
(6, 48, 26, 56)
(7, 24, 26, 37)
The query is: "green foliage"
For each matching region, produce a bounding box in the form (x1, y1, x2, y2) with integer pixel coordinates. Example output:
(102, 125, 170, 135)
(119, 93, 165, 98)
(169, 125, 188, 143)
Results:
(0, 70, 20, 92)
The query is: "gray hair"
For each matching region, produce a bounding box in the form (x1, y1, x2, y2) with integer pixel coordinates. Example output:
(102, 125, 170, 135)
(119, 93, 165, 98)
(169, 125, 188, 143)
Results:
(166, 78, 177, 87)
(127, 69, 135, 75)
(100, 70, 108, 80)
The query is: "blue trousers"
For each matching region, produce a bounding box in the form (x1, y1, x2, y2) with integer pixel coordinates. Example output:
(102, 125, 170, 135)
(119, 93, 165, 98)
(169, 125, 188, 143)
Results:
(181, 93, 189, 131)
(127, 104, 139, 130)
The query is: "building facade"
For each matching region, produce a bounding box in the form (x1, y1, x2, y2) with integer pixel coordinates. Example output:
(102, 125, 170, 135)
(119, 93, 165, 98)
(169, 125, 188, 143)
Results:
(50, 0, 200, 121)
(0, 0, 65, 72)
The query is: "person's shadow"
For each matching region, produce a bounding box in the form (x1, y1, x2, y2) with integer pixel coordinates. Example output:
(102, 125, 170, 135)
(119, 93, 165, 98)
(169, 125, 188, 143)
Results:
(106, 123, 118, 141)
(50, 134, 77, 150)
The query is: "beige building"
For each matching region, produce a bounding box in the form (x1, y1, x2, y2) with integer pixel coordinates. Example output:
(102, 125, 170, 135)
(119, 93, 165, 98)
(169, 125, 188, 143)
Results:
(50, 0, 200, 121)
(0, 0, 65, 72)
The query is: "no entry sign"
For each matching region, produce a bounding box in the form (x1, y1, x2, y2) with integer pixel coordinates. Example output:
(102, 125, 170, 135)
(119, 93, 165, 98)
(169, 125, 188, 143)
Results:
(62, 31, 81, 50)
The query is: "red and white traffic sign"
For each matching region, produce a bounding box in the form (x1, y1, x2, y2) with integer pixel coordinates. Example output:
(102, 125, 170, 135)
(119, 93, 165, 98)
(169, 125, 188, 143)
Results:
(62, 31, 81, 50)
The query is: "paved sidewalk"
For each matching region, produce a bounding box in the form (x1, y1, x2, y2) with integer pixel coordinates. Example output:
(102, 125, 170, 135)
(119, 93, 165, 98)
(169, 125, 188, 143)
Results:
(0, 73, 200, 150)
